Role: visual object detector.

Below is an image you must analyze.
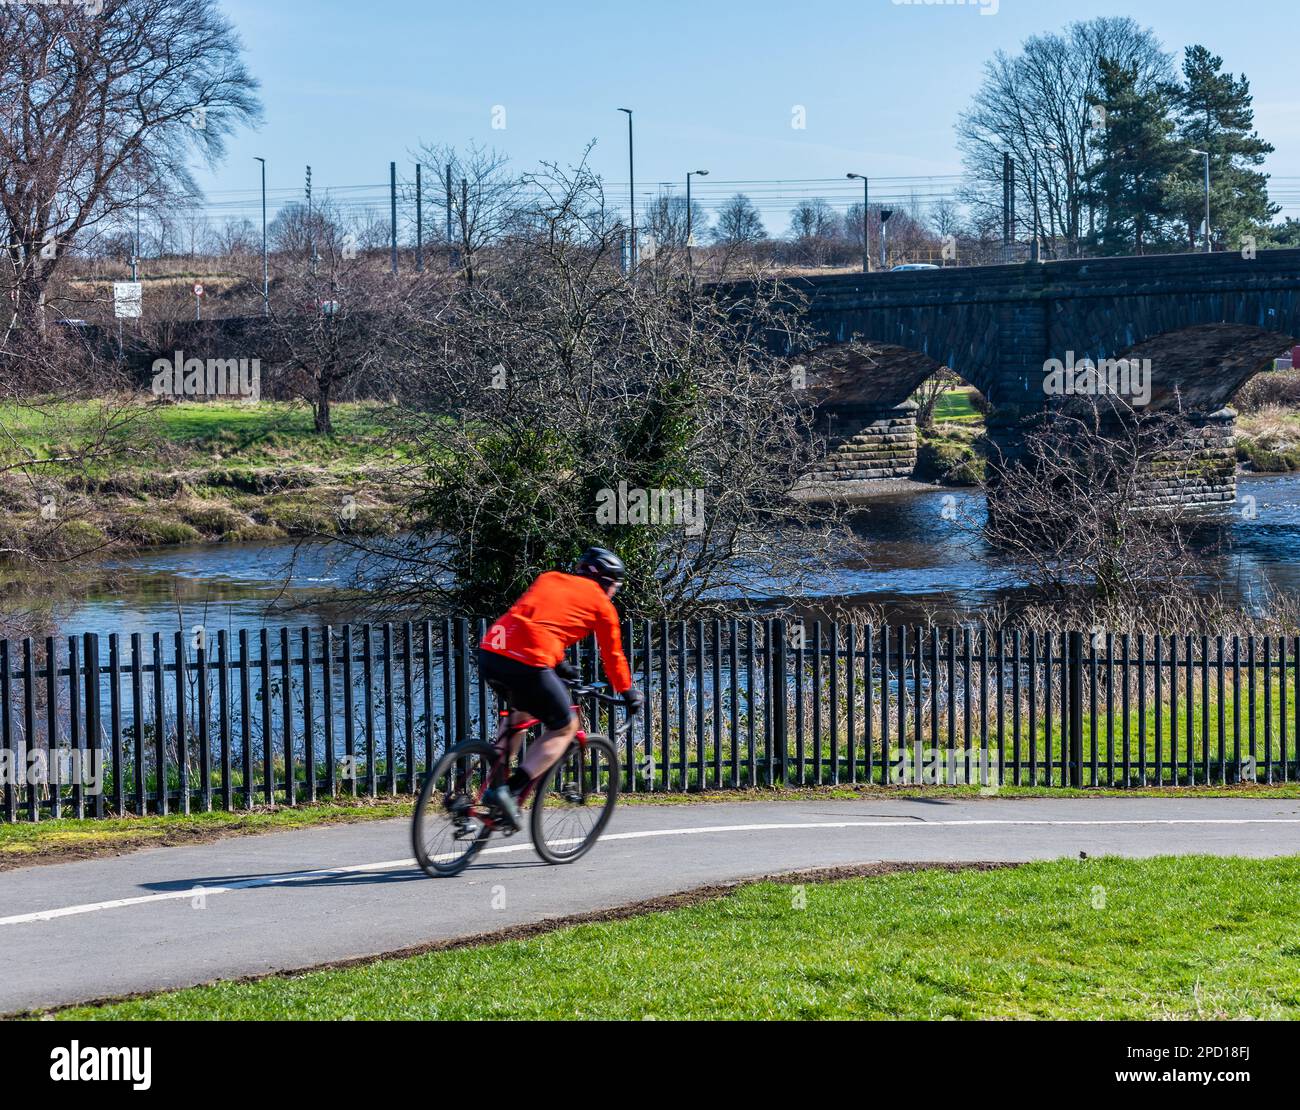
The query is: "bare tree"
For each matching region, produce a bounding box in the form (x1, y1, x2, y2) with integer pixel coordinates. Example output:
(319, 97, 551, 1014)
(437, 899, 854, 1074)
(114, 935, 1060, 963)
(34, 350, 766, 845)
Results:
(0, 0, 261, 342)
(956, 16, 1170, 255)
(263, 244, 413, 434)
(641, 193, 708, 251)
(215, 218, 260, 258)
(788, 198, 843, 266)
(415, 143, 522, 285)
(929, 199, 964, 240)
(711, 194, 766, 245)
(913, 368, 962, 429)
(350, 157, 862, 618)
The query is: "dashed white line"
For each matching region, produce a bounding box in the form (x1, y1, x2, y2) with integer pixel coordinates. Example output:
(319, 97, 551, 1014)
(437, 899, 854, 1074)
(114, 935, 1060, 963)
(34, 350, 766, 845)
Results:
(2, 816, 1299, 927)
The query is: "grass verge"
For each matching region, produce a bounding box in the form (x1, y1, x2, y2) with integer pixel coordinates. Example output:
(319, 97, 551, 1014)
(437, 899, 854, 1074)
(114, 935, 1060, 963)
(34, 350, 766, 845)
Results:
(46, 855, 1300, 1020)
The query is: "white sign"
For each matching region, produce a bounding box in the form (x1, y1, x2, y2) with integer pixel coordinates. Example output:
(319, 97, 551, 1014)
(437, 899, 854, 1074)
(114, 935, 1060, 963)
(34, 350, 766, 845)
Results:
(193, 283, 204, 298)
(113, 282, 142, 319)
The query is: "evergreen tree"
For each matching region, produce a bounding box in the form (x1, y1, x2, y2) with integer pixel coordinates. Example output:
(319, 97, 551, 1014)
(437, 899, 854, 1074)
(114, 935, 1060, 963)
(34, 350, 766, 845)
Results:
(1085, 58, 1182, 254)
(1172, 45, 1277, 250)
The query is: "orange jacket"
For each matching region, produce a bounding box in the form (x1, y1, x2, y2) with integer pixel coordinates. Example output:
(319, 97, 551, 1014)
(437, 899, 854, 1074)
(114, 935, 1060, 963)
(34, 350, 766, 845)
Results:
(480, 571, 633, 693)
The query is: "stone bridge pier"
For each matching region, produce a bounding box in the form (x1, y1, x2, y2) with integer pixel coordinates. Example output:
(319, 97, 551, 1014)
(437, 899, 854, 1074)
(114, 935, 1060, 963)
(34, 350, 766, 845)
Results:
(983, 403, 1240, 514)
(808, 399, 919, 486)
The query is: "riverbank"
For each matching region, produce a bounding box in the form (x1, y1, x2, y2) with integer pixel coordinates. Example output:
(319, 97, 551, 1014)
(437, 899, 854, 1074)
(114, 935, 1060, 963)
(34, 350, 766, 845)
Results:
(0, 400, 405, 560)
(916, 388, 1300, 486)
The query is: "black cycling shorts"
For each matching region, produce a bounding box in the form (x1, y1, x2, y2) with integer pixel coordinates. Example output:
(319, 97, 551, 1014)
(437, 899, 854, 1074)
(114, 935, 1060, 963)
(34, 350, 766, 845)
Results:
(478, 648, 574, 730)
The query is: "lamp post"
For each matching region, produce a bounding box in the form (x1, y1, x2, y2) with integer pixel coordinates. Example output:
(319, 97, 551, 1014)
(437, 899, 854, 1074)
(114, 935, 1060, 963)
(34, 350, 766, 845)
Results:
(1190, 149, 1211, 253)
(1029, 151, 1042, 261)
(618, 108, 635, 271)
(254, 157, 268, 316)
(846, 173, 869, 272)
(686, 169, 708, 271)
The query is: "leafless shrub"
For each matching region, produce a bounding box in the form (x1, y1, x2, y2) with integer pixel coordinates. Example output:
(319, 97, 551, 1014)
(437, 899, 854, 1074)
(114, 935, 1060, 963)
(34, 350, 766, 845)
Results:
(1231, 369, 1300, 414)
(973, 397, 1217, 612)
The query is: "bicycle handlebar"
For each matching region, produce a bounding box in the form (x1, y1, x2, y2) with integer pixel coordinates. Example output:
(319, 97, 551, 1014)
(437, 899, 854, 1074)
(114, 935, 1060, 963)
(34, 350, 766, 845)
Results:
(566, 679, 637, 737)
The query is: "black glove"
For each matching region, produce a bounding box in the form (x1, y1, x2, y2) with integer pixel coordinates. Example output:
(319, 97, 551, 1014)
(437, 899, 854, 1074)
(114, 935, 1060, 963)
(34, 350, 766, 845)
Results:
(554, 659, 579, 682)
(622, 685, 645, 715)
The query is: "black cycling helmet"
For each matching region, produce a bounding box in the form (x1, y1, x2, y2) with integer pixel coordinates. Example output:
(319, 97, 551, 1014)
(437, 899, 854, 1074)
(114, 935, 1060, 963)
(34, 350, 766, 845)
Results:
(575, 546, 626, 585)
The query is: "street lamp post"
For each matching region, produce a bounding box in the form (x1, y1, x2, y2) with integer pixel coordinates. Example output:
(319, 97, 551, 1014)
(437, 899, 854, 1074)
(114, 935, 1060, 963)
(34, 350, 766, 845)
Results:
(846, 173, 869, 273)
(1190, 149, 1211, 253)
(686, 169, 708, 271)
(618, 108, 635, 272)
(1029, 151, 1042, 262)
(254, 157, 268, 316)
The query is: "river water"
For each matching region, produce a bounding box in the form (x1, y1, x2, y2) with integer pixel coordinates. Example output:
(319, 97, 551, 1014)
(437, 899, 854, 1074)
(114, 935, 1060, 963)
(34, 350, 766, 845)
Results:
(14, 472, 1300, 641)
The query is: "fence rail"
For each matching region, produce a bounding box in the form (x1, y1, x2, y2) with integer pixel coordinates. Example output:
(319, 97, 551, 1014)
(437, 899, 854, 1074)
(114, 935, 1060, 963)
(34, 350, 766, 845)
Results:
(1, 619, 1296, 821)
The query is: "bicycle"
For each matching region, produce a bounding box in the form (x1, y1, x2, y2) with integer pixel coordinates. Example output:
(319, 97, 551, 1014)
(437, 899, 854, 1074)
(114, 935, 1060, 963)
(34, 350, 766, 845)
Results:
(411, 680, 631, 877)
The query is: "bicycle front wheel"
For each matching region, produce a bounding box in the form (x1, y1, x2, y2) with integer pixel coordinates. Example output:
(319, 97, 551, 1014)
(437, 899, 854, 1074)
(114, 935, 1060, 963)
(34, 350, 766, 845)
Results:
(530, 735, 620, 864)
(412, 740, 498, 877)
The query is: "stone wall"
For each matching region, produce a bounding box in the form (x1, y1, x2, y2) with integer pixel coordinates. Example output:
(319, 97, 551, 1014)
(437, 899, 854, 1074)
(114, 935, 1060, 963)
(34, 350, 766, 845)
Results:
(809, 400, 918, 484)
(1139, 407, 1237, 511)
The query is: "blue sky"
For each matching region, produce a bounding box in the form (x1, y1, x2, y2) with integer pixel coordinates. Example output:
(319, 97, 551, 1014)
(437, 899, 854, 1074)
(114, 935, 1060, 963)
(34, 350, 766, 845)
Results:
(194, 0, 1300, 231)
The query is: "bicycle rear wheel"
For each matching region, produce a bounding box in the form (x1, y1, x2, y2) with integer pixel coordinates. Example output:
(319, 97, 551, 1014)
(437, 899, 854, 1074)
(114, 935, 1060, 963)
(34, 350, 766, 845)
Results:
(530, 735, 620, 864)
(412, 740, 498, 877)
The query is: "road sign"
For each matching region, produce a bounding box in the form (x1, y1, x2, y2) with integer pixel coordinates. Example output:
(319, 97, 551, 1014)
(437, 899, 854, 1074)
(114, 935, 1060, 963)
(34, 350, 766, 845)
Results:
(112, 282, 142, 319)
(193, 283, 204, 297)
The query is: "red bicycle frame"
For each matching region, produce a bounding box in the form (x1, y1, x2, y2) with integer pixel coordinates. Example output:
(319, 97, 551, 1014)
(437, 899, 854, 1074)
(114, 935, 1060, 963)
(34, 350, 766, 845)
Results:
(476, 703, 592, 815)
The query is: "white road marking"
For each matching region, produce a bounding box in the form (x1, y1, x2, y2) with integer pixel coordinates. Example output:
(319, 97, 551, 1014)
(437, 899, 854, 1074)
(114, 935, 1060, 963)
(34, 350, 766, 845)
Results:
(2, 816, 1299, 928)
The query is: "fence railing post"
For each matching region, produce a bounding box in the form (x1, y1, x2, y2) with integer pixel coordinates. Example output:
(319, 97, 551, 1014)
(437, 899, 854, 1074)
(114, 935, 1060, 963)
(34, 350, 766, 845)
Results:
(1, 641, 14, 823)
(772, 618, 788, 785)
(453, 618, 471, 744)
(1068, 630, 1084, 788)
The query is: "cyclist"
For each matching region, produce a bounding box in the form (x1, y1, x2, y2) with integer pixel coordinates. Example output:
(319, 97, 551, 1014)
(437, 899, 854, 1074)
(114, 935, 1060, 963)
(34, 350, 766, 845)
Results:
(478, 547, 644, 829)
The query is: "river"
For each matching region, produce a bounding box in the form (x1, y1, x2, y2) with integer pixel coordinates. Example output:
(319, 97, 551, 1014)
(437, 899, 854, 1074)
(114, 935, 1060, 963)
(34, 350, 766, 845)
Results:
(11, 472, 1300, 641)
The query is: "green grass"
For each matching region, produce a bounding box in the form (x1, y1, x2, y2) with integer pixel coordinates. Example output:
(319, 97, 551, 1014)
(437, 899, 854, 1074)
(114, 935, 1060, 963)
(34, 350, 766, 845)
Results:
(0, 399, 397, 475)
(50, 855, 1300, 1020)
(0, 400, 406, 552)
(930, 386, 984, 425)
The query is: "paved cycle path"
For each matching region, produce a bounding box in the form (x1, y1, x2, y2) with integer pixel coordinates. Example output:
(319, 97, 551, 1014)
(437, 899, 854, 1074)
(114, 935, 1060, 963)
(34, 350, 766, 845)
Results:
(2, 796, 1299, 1014)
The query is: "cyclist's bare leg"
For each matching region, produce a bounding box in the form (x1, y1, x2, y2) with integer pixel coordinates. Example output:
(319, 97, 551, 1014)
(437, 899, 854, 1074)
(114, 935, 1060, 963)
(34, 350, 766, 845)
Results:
(497, 710, 535, 761)
(519, 714, 579, 781)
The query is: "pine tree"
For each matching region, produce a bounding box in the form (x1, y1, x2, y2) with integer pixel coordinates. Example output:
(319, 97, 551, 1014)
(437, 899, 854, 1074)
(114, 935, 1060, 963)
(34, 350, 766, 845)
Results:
(1172, 45, 1277, 250)
(1085, 58, 1182, 254)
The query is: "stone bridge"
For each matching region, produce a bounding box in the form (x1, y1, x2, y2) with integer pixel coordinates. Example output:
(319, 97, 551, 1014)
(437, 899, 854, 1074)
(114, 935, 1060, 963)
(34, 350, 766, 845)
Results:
(716, 249, 1300, 505)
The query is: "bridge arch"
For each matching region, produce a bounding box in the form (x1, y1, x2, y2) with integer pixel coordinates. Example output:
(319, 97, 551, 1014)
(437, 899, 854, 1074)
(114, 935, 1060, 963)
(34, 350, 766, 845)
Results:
(798, 341, 985, 488)
(1105, 323, 1298, 413)
(798, 296, 998, 402)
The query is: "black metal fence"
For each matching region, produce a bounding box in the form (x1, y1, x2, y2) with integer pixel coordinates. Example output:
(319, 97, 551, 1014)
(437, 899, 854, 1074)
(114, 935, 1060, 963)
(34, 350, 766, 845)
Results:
(1, 618, 1296, 821)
